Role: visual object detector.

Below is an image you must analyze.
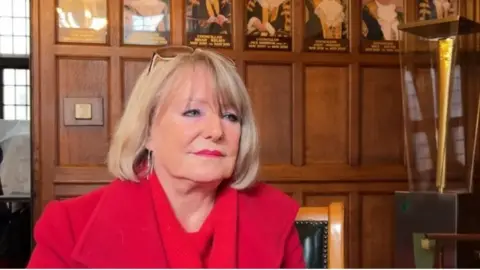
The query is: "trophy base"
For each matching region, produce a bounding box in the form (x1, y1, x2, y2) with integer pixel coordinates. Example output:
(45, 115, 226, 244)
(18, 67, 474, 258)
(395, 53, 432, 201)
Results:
(394, 191, 480, 268)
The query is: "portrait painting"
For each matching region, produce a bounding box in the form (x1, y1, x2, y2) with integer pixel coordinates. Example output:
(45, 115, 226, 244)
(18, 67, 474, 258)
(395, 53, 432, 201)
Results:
(417, 0, 458, 20)
(245, 0, 292, 51)
(361, 0, 404, 53)
(56, 0, 108, 43)
(123, 0, 170, 45)
(304, 0, 349, 52)
(185, 0, 232, 48)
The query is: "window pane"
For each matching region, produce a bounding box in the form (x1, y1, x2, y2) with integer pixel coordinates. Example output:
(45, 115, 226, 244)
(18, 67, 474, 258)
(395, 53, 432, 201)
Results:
(26, 86, 30, 105)
(0, 0, 12, 17)
(0, 36, 13, 54)
(3, 86, 15, 105)
(26, 1, 30, 17)
(15, 69, 27, 85)
(13, 36, 27, 54)
(3, 69, 15, 86)
(4, 106, 15, 120)
(1, 0, 30, 55)
(0, 17, 13, 35)
(26, 19, 30, 36)
(13, 18, 27, 36)
(15, 86, 27, 104)
(15, 106, 27, 120)
(26, 37, 30, 54)
(13, 0, 27, 17)
(26, 69, 30, 85)
(26, 106, 30, 120)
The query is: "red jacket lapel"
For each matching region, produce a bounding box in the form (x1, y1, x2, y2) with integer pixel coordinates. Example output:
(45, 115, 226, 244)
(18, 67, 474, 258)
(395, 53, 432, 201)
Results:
(207, 185, 238, 268)
(149, 173, 238, 268)
(70, 180, 167, 268)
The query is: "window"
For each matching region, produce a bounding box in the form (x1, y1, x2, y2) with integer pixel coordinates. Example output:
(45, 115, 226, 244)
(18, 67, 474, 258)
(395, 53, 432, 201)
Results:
(0, 0, 30, 120)
(2, 69, 30, 120)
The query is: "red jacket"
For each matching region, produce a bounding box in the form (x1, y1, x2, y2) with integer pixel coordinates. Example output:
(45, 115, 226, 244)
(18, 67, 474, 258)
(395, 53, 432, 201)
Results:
(27, 178, 305, 268)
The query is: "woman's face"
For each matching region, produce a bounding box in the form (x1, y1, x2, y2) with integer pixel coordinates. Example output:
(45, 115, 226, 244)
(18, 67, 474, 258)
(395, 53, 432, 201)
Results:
(147, 63, 241, 184)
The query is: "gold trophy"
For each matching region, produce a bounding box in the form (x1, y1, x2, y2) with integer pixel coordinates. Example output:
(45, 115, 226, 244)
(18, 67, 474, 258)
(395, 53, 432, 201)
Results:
(394, 16, 480, 268)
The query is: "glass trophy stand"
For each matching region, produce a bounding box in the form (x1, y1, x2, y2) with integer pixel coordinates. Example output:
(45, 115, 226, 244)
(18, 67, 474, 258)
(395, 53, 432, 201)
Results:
(394, 16, 480, 268)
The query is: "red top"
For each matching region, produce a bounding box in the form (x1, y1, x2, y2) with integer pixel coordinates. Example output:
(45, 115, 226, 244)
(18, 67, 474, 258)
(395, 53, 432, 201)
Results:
(27, 174, 306, 268)
(149, 173, 216, 268)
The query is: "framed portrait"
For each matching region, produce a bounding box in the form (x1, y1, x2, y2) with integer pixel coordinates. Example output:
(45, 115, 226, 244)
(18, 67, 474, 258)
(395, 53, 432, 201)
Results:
(417, 0, 458, 20)
(185, 0, 232, 48)
(245, 0, 292, 51)
(56, 0, 108, 43)
(304, 0, 349, 52)
(123, 0, 170, 46)
(360, 0, 404, 53)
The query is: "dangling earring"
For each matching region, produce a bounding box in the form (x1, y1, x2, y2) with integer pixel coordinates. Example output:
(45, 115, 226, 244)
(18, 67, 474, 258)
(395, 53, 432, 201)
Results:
(147, 150, 153, 179)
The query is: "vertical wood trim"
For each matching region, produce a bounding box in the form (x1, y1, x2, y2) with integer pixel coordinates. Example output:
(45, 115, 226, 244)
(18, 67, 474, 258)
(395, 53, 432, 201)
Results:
(406, 0, 416, 22)
(171, 0, 184, 45)
(349, 63, 360, 166)
(349, 0, 360, 55)
(236, 59, 246, 82)
(233, 0, 245, 53)
(110, 56, 122, 136)
(31, 0, 41, 221)
(292, 62, 304, 166)
(292, 0, 303, 53)
(39, 0, 57, 210)
(348, 192, 361, 268)
(108, 0, 120, 48)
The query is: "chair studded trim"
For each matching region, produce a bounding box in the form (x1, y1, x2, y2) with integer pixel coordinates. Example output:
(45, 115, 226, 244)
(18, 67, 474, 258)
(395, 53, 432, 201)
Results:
(295, 220, 329, 268)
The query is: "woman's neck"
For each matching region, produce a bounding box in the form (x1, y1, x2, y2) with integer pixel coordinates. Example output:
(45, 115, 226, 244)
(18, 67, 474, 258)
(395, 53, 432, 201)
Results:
(156, 171, 218, 233)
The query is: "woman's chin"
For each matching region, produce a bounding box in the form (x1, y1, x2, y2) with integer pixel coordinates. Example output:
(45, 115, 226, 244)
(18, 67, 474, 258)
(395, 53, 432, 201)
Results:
(185, 173, 229, 185)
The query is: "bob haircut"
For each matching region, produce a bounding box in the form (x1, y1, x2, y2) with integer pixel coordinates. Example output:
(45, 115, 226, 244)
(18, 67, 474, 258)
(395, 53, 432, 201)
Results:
(107, 47, 260, 190)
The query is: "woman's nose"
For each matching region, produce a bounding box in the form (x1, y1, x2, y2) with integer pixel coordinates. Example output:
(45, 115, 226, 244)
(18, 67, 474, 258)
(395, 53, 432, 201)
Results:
(202, 115, 224, 141)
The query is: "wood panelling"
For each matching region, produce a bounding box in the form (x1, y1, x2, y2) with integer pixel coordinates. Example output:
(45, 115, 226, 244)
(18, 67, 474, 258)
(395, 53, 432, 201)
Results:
(361, 67, 403, 165)
(57, 58, 110, 166)
(361, 194, 395, 268)
(305, 66, 348, 164)
(247, 64, 292, 165)
(122, 60, 149, 104)
(31, 0, 480, 268)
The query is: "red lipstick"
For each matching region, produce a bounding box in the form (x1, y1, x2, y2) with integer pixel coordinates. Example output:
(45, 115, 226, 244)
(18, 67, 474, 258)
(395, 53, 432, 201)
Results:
(194, 149, 224, 157)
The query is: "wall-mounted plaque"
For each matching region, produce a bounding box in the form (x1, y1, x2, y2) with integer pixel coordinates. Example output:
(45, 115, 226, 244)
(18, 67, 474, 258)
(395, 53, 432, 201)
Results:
(56, 0, 108, 43)
(123, 0, 170, 45)
(245, 0, 292, 51)
(360, 0, 404, 53)
(185, 0, 232, 48)
(304, 0, 349, 52)
(417, 0, 458, 21)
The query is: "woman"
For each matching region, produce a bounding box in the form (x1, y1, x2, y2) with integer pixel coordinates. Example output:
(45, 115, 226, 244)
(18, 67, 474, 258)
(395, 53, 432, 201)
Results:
(27, 46, 305, 268)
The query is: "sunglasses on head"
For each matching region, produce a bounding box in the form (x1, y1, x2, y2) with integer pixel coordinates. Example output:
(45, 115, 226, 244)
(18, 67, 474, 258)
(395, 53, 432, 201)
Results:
(146, 45, 236, 75)
(147, 46, 195, 74)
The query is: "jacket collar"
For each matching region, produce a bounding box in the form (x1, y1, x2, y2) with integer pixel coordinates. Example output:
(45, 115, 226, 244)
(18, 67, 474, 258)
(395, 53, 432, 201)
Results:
(70, 179, 167, 268)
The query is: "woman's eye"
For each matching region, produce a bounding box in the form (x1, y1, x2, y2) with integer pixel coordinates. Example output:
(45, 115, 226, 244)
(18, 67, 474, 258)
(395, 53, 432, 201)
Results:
(183, 109, 201, 117)
(223, 113, 239, 122)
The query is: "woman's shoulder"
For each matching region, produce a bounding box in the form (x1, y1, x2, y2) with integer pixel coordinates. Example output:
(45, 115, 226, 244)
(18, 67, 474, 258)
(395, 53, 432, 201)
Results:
(238, 182, 300, 217)
(37, 179, 129, 228)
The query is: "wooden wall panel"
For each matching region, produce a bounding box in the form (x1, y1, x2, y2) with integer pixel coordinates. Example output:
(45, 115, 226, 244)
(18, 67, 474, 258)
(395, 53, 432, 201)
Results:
(123, 60, 149, 105)
(305, 66, 348, 164)
(361, 67, 403, 165)
(57, 58, 109, 165)
(247, 64, 292, 165)
(360, 194, 395, 268)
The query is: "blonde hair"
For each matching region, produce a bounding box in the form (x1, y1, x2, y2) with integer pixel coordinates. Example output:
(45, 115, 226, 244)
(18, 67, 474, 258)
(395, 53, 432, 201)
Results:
(107, 48, 259, 190)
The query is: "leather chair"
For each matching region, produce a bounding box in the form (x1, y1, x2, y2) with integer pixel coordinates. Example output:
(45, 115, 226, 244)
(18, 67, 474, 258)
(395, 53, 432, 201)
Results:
(295, 202, 345, 268)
